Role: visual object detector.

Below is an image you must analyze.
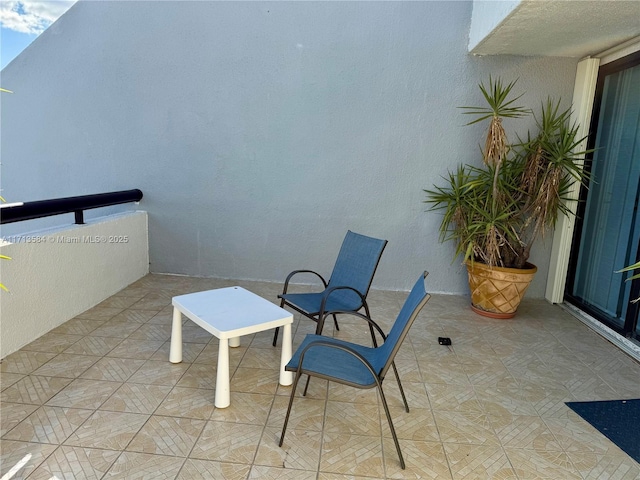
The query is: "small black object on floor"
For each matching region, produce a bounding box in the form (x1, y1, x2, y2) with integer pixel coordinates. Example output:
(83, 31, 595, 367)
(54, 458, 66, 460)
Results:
(565, 398, 640, 462)
(438, 337, 451, 346)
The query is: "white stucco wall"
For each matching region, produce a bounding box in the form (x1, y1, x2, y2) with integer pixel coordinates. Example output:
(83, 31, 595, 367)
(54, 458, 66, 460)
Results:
(0, 1, 579, 295)
(0, 212, 149, 358)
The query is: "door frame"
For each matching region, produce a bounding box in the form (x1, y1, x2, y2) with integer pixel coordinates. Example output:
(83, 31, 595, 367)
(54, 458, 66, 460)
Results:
(545, 37, 640, 304)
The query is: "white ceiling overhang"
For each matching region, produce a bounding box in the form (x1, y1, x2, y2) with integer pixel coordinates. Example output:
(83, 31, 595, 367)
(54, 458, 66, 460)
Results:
(469, 0, 640, 57)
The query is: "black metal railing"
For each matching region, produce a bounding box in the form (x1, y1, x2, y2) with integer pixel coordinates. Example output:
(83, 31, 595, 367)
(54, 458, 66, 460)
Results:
(0, 189, 143, 225)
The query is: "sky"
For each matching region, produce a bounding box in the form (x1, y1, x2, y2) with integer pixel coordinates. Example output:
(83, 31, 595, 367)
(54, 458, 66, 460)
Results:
(1, 0, 77, 70)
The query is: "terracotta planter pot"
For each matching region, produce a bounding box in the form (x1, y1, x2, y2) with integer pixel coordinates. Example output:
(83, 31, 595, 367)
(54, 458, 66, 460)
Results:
(465, 260, 537, 319)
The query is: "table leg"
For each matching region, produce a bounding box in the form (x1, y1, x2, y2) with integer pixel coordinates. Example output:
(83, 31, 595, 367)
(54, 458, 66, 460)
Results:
(229, 337, 240, 348)
(279, 323, 293, 386)
(169, 307, 183, 363)
(214, 338, 231, 408)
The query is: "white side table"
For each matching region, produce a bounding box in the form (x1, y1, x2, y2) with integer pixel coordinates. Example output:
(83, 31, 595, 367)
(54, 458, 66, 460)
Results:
(170, 286, 294, 408)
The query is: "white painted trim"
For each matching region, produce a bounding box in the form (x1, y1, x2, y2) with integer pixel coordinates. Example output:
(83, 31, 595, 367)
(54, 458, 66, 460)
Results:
(545, 57, 599, 303)
(598, 36, 640, 66)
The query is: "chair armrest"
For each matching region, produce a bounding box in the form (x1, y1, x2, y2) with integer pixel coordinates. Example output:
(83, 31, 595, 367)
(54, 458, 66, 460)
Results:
(298, 339, 380, 383)
(281, 269, 328, 295)
(319, 285, 366, 313)
(318, 308, 387, 342)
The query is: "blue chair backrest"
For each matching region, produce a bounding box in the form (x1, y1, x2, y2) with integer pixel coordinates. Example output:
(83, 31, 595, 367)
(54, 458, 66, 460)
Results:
(327, 231, 387, 305)
(376, 272, 430, 378)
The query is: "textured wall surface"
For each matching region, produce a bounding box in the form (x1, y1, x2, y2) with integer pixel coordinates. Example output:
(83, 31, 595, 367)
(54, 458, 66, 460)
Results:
(0, 212, 149, 357)
(1, 1, 579, 295)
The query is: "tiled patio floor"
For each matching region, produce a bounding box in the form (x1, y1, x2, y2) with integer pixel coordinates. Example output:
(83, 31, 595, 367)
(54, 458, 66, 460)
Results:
(1, 273, 639, 479)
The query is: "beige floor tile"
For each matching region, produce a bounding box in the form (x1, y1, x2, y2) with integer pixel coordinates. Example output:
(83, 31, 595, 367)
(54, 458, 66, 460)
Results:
(0, 440, 57, 479)
(434, 409, 500, 446)
(150, 341, 206, 363)
(46, 378, 121, 409)
(256, 426, 321, 471)
(176, 363, 219, 390)
(268, 394, 326, 432)
(418, 358, 471, 385)
(21, 333, 83, 354)
(544, 414, 621, 454)
(97, 295, 141, 310)
(493, 414, 562, 451)
(239, 346, 283, 370)
(130, 295, 171, 311)
(317, 473, 380, 480)
(3, 406, 92, 444)
(127, 360, 190, 386)
(107, 338, 165, 360)
(504, 447, 582, 479)
(250, 465, 316, 479)
(0, 372, 25, 391)
(75, 306, 124, 321)
(127, 415, 206, 457)
(384, 379, 431, 409)
(64, 410, 149, 450)
(178, 458, 251, 479)
(319, 432, 384, 477)
(181, 325, 214, 344)
(155, 386, 216, 420)
(1, 375, 72, 405)
(425, 383, 482, 412)
(128, 324, 172, 342)
(565, 450, 640, 479)
(51, 318, 105, 336)
(384, 438, 452, 479)
(191, 421, 263, 464)
(327, 382, 379, 404)
(80, 357, 146, 382)
(231, 366, 280, 395)
(103, 451, 185, 479)
(2, 275, 638, 479)
(63, 336, 123, 356)
(444, 443, 516, 479)
(32, 353, 101, 378)
(110, 309, 158, 323)
(382, 406, 440, 443)
(192, 343, 223, 364)
(27, 445, 120, 480)
(324, 401, 381, 436)
(210, 392, 274, 425)
(90, 319, 142, 339)
(0, 351, 57, 374)
(474, 382, 541, 417)
(0, 402, 39, 437)
(100, 383, 172, 414)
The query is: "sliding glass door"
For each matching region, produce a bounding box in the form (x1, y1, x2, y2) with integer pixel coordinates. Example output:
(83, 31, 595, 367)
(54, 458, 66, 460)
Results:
(567, 52, 640, 340)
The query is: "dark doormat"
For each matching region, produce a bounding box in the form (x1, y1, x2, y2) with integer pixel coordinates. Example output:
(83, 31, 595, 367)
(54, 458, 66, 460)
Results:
(565, 399, 640, 462)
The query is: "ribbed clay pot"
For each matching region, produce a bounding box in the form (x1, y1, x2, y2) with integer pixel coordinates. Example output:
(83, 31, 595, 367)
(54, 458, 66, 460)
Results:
(465, 260, 537, 319)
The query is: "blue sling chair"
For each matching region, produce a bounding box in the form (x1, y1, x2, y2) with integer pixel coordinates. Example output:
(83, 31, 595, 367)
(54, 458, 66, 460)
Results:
(279, 271, 431, 469)
(272, 230, 388, 347)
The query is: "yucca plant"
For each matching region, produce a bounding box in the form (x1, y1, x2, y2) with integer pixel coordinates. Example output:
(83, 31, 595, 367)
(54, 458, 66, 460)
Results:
(425, 77, 591, 270)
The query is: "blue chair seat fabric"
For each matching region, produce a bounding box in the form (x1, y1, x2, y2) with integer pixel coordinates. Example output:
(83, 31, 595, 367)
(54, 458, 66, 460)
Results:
(286, 334, 385, 387)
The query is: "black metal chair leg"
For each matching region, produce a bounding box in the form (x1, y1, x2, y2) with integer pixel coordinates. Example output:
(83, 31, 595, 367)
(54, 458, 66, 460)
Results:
(378, 384, 406, 469)
(391, 362, 410, 412)
(279, 370, 303, 447)
(332, 313, 340, 331)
